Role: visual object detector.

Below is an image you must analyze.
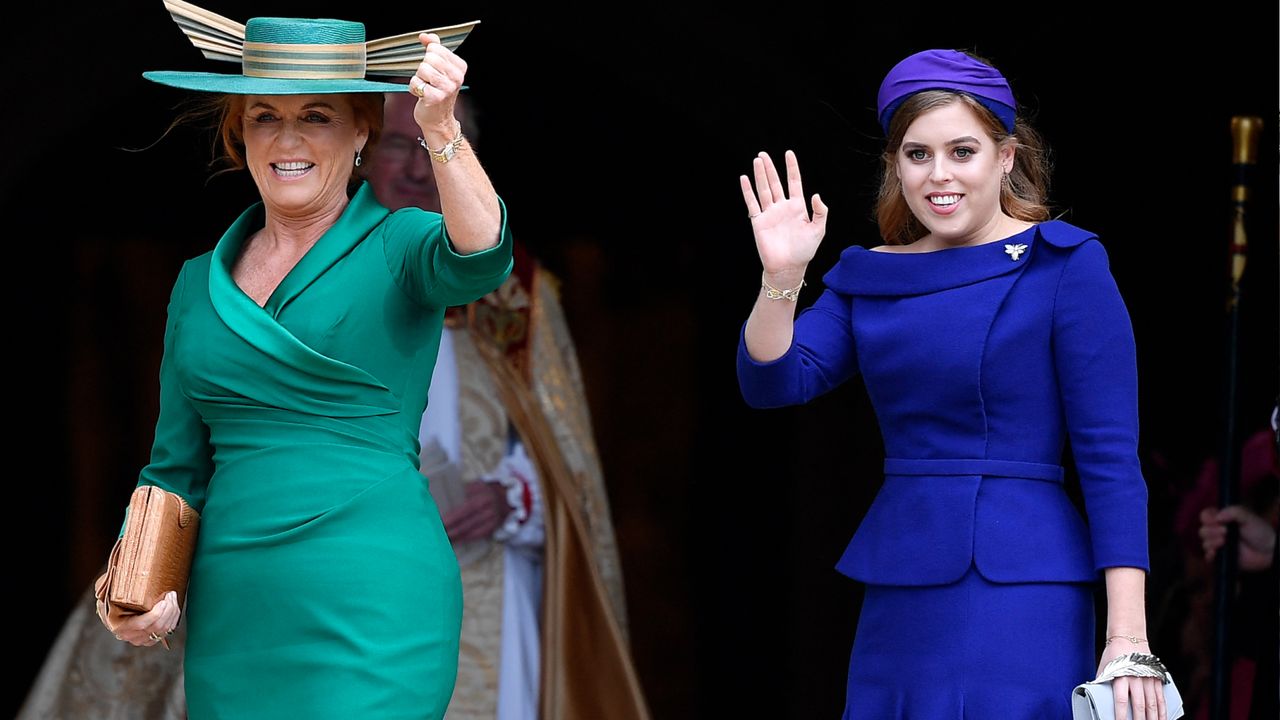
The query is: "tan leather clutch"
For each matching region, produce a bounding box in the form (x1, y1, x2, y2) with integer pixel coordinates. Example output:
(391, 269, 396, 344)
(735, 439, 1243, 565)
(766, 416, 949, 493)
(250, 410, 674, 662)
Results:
(94, 485, 200, 647)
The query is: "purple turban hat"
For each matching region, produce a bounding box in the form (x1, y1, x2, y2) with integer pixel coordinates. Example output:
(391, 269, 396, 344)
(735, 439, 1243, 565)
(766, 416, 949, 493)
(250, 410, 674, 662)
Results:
(876, 49, 1017, 134)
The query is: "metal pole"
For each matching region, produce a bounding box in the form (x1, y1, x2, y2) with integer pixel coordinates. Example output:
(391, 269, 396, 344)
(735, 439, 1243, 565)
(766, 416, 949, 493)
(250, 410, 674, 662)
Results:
(1210, 115, 1262, 720)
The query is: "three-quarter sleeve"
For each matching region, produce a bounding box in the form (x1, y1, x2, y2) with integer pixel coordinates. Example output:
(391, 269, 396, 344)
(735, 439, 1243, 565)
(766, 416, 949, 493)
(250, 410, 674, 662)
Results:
(382, 196, 514, 309)
(1052, 239, 1150, 572)
(122, 262, 215, 536)
(736, 288, 860, 408)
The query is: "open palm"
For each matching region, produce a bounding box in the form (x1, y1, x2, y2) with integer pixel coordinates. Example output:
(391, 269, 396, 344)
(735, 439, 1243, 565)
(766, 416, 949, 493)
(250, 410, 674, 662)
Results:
(740, 150, 828, 274)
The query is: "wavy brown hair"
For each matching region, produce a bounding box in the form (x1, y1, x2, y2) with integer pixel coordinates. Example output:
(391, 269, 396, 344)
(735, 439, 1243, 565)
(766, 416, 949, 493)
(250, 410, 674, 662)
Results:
(161, 93, 385, 192)
(874, 88, 1051, 245)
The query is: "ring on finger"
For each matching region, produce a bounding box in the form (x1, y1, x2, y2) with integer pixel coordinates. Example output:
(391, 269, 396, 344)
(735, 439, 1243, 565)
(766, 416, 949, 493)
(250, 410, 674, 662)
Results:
(148, 632, 162, 643)
(410, 79, 426, 98)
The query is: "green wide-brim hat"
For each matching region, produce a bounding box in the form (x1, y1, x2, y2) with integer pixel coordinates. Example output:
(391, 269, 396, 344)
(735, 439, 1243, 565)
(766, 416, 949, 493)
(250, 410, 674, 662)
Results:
(143, 0, 477, 94)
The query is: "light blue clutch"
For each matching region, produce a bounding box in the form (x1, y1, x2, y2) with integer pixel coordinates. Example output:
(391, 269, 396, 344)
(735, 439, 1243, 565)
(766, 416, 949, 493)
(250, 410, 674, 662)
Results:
(1071, 653, 1185, 720)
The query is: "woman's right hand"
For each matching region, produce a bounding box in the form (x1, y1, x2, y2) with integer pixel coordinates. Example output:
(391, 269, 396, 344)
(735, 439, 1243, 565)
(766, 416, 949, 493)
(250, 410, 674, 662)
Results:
(112, 591, 181, 647)
(739, 150, 828, 276)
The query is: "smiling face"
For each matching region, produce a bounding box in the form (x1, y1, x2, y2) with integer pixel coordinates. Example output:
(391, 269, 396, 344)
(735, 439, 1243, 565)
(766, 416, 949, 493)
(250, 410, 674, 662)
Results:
(895, 100, 1015, 246)
(241, 94, 369, 217)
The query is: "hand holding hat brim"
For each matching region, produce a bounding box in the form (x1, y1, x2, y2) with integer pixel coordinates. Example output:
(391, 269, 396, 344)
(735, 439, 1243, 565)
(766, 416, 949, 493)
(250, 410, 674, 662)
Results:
(410, 34, 466, 119)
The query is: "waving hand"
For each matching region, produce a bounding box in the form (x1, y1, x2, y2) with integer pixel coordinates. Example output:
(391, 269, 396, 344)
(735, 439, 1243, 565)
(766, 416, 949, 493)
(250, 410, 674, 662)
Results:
(739, 150, 828, 275)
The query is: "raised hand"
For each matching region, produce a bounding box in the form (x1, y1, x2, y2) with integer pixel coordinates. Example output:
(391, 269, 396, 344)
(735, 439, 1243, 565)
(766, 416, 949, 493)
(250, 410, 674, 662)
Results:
(739, 150, 828, 276)
(409, 33, 466, 135)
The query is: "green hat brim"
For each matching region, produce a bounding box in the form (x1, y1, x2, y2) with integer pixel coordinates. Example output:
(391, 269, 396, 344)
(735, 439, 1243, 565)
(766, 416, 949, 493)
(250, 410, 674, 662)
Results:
(143, 71, 412, 94)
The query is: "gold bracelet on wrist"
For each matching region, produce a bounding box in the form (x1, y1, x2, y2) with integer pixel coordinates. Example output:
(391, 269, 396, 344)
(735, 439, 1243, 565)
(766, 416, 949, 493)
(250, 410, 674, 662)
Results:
(1104, 634, 1149, 646)
(761, 273, 805, 301)
(417, 121, 464, 164)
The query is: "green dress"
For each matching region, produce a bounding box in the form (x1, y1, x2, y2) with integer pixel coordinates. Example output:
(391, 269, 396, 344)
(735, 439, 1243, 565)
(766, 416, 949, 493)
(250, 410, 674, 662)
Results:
(126, 181, 513, 719)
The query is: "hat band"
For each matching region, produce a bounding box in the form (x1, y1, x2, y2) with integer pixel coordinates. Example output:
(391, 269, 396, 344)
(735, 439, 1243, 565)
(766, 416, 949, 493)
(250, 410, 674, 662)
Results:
(242, 41, 367, 79)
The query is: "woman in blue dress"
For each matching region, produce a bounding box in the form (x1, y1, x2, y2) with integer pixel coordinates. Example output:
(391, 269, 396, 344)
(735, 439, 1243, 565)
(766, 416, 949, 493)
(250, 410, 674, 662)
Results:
(735, 49, 1169, 719)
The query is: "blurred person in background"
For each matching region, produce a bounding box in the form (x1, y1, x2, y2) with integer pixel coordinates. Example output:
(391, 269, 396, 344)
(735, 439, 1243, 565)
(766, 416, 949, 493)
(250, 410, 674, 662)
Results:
(368, 91, 650, 720)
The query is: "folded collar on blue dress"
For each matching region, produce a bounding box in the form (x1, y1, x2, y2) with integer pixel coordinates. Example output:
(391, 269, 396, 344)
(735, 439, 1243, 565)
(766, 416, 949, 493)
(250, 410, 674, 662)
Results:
(822, 219, 1097, 296)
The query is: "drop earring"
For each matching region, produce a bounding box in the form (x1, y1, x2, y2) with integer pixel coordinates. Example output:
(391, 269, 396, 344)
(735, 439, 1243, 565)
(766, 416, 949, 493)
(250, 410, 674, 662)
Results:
(355, 149, 363, 168)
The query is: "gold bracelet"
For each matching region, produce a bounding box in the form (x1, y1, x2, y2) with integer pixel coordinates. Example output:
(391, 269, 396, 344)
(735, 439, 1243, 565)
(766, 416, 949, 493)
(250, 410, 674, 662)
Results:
(417, 121, 464, 164)
(1104, 634, 1149, 646)
(762, 274, 805, 302)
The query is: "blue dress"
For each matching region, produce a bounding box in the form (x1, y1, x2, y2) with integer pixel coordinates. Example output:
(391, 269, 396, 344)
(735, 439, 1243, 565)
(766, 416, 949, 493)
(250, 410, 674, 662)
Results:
(736, 221, 1150, 719)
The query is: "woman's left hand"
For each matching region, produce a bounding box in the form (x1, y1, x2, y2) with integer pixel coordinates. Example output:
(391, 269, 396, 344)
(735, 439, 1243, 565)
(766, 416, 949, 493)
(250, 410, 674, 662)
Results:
(1096, 639, 1167, 720)
(409, 32, 466, 135)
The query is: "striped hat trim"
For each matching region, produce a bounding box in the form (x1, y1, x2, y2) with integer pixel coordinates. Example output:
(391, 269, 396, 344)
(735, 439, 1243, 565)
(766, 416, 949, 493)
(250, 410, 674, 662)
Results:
(242, 41, 367, 79)
(243, 65, 366, 79)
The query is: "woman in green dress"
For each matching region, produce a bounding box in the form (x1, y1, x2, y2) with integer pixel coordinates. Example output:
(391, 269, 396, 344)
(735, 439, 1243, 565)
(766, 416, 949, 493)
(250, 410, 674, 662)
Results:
(103, 11, 512, 719)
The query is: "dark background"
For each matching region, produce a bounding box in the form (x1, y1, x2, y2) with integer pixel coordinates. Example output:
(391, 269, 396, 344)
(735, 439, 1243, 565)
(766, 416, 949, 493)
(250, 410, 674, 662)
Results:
(4, 2, 1277, 718)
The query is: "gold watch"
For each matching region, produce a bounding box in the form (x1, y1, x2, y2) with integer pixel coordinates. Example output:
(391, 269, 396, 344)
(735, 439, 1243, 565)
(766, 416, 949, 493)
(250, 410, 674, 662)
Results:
(417, 122, 464, 164)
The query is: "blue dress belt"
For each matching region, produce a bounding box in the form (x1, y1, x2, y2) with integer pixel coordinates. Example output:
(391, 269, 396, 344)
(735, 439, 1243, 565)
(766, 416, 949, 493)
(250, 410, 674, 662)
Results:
(883, 458, 1065, 484)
